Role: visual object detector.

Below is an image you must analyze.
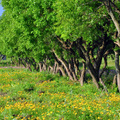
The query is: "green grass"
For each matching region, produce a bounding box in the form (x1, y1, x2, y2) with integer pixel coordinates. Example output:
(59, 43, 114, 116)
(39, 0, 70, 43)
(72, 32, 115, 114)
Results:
(0, 58, 14, 67)
(0, 68, 120, 120)
(0, 58, 24, 67)
(100, 56, 115, 70)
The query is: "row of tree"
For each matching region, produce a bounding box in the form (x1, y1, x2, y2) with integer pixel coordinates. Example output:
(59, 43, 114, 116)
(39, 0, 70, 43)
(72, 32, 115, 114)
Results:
(0, 0, 120, 92)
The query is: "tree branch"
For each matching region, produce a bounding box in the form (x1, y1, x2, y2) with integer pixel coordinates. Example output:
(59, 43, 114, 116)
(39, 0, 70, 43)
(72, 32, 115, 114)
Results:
(99, 50, 109, 78)
(56, 36, 73, 50)
(110, 1, 120, 14)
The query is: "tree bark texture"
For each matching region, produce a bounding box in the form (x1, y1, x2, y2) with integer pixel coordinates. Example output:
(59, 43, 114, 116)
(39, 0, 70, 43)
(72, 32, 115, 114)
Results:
(53, 50, 74, 80)
(115, 51, 120, 92)
(79, 62, 86, 86)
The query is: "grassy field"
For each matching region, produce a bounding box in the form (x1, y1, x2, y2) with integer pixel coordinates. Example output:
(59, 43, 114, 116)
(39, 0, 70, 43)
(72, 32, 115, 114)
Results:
(0, 58, 16, 67)
(0, 68, 120, 120)
(101, 56, 115, 70)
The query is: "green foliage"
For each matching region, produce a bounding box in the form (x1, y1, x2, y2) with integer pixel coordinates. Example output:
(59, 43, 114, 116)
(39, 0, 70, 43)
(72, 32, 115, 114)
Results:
(0, 0, 56, 62)
(0, 0, 115, 60)
(53, 0, 111, 44)
(0, 0, 117, 63)
(23, 83, 35, 92)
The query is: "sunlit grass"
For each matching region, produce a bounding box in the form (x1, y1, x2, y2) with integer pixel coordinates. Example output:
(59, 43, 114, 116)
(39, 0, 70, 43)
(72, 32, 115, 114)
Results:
(0, 68, 120, 120)
(101, 58, 115, 70)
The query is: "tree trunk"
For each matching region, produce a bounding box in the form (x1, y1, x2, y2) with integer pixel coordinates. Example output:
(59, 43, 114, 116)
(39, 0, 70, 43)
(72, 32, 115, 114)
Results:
(99, 78, 108, 92)
(73, 59, 80, 75)
(53, 61, 58, 74)
(109, 11, 120, 35)
(77, 40, 101, 89)
(112, 74, 117, 89)
(38, 63, 43, 72)
(43, 63, 47, 71)
(26, 62, 32, 71)
(89, 71, 100, 89)
(103, 1, 120, 92)
(11, 57, 14, 65)
(99, 52, 108, 78)
(104, 0, 120, 45)
(79, 62, 86, 86)
(21, 58, 26, 68)
(68, 59, 78, 81)
(18, 58, 21, 67)
(48, 66, 54, 73)
(56, 66, 67, 77)
(25, 58, 32, 71)
(115, 51, 120, 92)
(86, 61, 100, 89)
(31, 58, 37, 70)
(53, 51, 74, 80)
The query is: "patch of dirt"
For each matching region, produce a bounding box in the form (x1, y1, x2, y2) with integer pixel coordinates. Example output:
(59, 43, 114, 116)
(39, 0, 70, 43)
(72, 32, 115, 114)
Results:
(0, 66, 27, 69)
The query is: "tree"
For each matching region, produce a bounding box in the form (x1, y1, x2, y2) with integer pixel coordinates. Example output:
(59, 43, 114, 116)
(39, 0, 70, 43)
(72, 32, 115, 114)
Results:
(1, 0, 118, 91)
(53, 0, 114, 89)
(1, 0, 56, 70)
(96, 0, 120, 92)
(1, 0, 86, 82)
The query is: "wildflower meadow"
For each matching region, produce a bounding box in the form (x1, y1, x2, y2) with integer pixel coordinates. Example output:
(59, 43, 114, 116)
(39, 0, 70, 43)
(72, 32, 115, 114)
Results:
(0, 68, 120, 120)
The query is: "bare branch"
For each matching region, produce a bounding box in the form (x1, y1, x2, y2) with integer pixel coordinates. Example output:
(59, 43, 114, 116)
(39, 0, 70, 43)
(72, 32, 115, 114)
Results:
(99, 50, 110, 78)
(56, 36, 73, 49)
